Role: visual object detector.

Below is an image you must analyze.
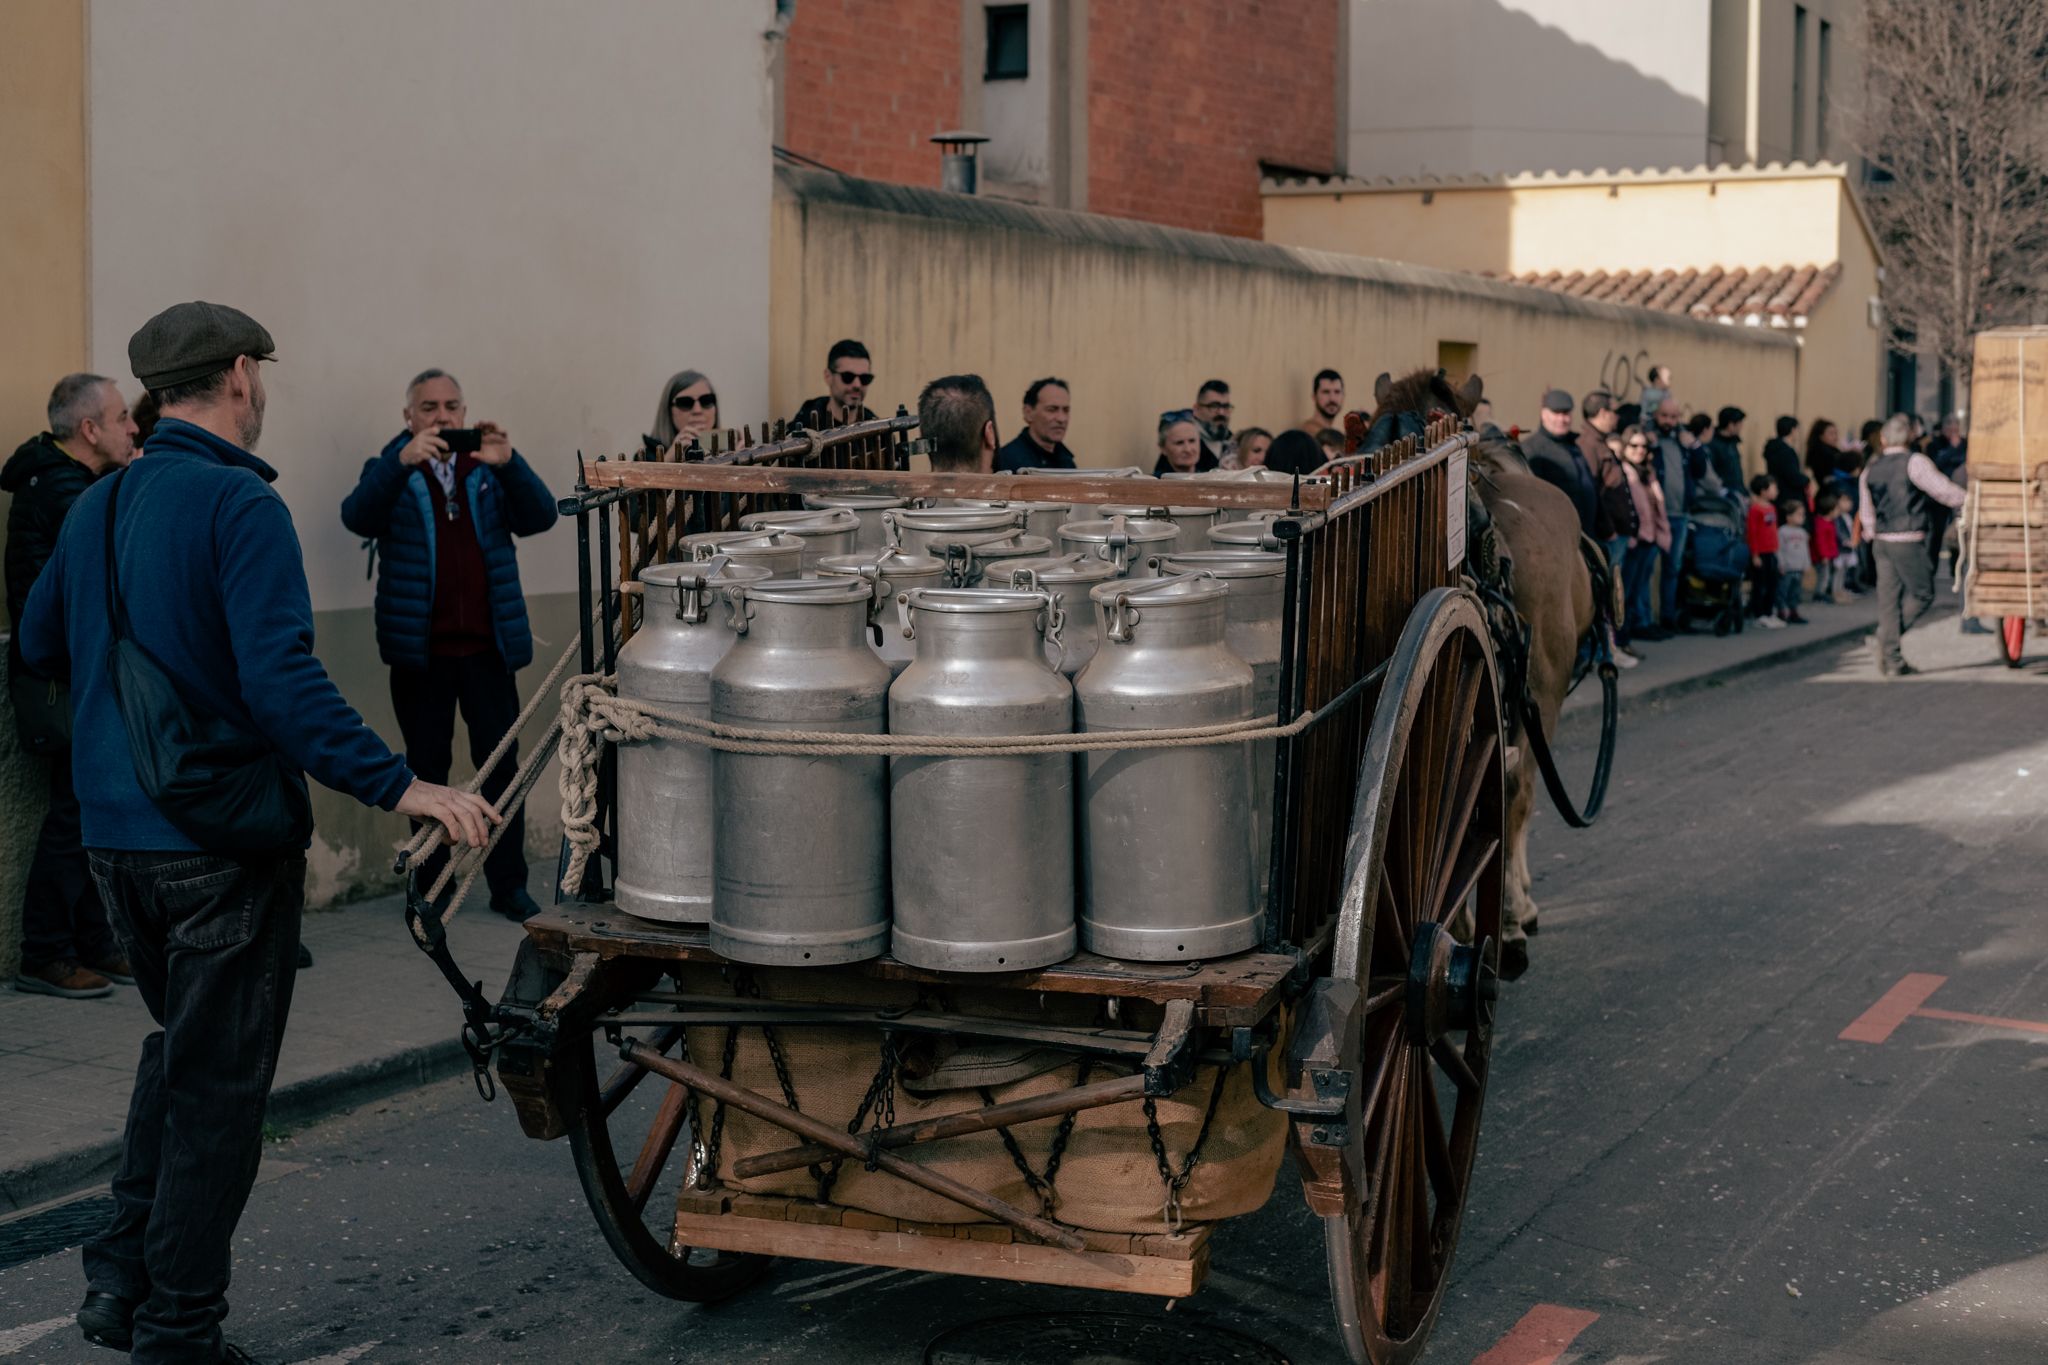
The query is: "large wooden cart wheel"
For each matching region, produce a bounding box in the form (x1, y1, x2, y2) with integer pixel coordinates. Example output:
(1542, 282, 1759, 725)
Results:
(1325, 588, 1505, 1364)
(560, 1008, 773, 1302)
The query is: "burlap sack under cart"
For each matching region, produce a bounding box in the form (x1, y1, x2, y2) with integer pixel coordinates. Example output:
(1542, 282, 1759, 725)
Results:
(670, 964, 1289, 1235)
(1960, 327, 2048, 621)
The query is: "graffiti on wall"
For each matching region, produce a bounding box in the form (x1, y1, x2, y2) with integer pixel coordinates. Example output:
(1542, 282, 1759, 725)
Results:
(1599, 348, 1652, 404)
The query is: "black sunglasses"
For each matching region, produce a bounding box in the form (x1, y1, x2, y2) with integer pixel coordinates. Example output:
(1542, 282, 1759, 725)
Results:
(835, 370, 873, 386)
(670, 393, 718, 411)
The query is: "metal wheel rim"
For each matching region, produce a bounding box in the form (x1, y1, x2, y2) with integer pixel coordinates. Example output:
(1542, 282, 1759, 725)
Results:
(1326, 588, 1504, 1364)
(563, 1017, 772, 1302)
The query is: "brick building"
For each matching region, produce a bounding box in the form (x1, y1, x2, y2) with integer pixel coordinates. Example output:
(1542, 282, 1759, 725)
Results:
(777, 0, 1343, 240)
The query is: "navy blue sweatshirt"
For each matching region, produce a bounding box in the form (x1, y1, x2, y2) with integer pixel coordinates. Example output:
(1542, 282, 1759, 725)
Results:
(18, 418, 413, 851)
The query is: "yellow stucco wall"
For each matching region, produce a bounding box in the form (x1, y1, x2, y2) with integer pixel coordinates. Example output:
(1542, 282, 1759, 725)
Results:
(773, 169, 1798, 470)
(1262, 171, 1853, 278)
(0, 0, 88, 604)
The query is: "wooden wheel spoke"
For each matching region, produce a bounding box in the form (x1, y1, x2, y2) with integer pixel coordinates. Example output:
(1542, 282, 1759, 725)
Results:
(1424, 731, 1498, 924)
(1365, 976, 1405, 1014)
(599, 1026, 681, 1119)
(1364, 1047, 1412, 1286)
(1416, 1063, 1459, 1211)
(1423, 655, 1485, 880)
(1430, 1037, 1482, 1094)
(1429, 834, 1502, 930)
(1405, 1062, 1435, 1292)
(1376, 871, 1412, 965)
(623, 1081, 691, 1215)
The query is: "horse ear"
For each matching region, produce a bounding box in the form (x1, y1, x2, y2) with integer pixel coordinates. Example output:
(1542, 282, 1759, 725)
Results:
(1428, 369, 1460, 411)
(1459, 373, 1485, 406)
(1373, 372, 1393, 405)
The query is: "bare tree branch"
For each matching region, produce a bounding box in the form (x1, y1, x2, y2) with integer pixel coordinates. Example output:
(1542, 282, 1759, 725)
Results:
(1848, 0, 2048, 394)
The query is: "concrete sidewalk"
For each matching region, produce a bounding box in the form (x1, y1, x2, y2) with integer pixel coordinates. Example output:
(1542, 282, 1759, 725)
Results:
(0, 888, 529, 1215)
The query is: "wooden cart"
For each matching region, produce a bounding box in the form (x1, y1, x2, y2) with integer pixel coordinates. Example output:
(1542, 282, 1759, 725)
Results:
(450, 415, 1504, 1363)
(1960, 327, 2048, 666)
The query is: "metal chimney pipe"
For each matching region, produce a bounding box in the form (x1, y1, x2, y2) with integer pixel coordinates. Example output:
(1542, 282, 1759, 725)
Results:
(931, 130, 989, 195)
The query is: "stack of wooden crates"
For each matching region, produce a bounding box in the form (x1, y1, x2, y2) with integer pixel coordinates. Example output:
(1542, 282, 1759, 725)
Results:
(1961, 327, 2048, 628)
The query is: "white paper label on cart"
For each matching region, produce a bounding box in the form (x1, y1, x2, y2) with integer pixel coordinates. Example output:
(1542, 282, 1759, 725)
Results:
(1447, 447, 1467, 571)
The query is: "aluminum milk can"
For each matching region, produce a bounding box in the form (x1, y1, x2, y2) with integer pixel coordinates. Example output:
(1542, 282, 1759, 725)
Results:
(1161, 467, 1306, 523)
(888, 587, 1075, 972)
(1157, 551, 1285, 915)
(739, 507, 861, 572)
(1205, 514, 1285, 552)
(948, 531, 1055, 586)
(816, 547, 948, 677)
(1074, 576, 1258, 961)
(710, 578, 893, 965)
(803, 492, 907, 551)
(681, 529, 805, 579)
(613, 558, 772, 923)
(1058, 515, 1181, 578)
(1094, 501, 1219, 552)
(985, 553, 1120, 677)
(949, 498, 1070, 542)
(883, 506, 1027, 558)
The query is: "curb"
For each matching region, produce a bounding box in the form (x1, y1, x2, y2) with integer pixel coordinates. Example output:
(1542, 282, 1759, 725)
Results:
(1557, 612, 1892, 733)
(0, 1035, 469, 1217)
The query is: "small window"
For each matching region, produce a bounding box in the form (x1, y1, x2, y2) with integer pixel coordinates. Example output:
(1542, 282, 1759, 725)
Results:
(985, 5, 1029, 81)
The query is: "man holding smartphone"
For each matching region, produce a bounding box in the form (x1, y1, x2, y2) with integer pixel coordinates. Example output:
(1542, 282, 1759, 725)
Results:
(340, 368, 557, 919)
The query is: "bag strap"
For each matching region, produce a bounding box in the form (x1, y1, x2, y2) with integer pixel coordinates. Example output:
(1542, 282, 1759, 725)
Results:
(102, 469, 129, 643)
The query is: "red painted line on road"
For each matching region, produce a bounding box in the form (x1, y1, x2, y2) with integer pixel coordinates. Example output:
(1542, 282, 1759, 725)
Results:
(1472, 1304, 1601, 1365)
(1840, 973, 1947, 1043)
(1913, 1006, 2048, 1037)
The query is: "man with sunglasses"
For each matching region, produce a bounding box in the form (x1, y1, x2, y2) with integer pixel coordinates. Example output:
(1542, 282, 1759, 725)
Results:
(1193, 379, 1236, 467)
(340, 368, 557, 922)
(793, 338, 877, 431)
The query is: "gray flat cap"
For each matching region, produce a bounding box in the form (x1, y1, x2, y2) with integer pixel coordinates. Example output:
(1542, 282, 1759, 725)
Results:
(1541, 388, 1574, 413)
(129, 301, 276, 391)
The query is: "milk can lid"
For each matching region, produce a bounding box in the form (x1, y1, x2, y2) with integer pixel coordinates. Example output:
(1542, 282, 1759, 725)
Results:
(802, 492, 908, 510)
(816, 549, 947, 577)
(738, 507, 861, 536)
(737, 577, 875, 606)
(982, 554, 1120, 586)
(1058, 517, 1180, 542)
(902, 587, 1051, 614)
(638, 559, 772, 590)
(1086, 574, 1229, 607)
(1155, 551, 1286, 578)
(1094, 502, 1215, 519)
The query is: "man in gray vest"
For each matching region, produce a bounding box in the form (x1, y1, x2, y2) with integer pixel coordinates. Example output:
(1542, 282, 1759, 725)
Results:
(1859, 412, 1967, 677)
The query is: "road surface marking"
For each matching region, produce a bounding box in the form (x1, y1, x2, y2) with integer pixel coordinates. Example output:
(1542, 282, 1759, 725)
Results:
(289, 1344, 381, 1365)
(1472, 1304, 1600, 1365)
(0, 1317, 74, 1356)
(1842, 974, 2048, 1043)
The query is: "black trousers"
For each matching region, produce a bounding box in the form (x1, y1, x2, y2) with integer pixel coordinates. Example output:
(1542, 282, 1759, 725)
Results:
(84, 850, 305, 1364)
(1747, 552, 1781, 617)
(1874, 539, 1937, 672)
(389, 651, 527, 901)
(20, 752, 118, 969)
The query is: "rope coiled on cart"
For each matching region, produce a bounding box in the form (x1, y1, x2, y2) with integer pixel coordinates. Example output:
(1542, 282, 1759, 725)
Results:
(556, 672, 1321, 891)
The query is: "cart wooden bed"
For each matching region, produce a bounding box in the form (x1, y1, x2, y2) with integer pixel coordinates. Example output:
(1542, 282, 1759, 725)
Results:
(448, 413, 1505, 1364)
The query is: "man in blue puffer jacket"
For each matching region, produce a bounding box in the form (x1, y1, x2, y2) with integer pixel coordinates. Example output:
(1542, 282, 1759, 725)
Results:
(341, 369, 557, 919)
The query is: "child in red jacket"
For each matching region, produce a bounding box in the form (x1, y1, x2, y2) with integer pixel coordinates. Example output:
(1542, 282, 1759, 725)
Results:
(1746, 474, 1784, 627)
(1811, 487, 1842, 602)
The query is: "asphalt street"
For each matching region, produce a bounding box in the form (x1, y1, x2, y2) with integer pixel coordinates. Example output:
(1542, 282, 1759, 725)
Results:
(2, 622, 2043, 1364)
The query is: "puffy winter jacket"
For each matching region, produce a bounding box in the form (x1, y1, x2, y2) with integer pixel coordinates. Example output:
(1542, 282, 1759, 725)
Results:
(339, 433, 558, 671)
(4, 434, 97, 637)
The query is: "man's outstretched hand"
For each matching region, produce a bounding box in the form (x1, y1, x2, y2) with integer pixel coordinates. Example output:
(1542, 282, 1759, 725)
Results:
(396, 779, 502, 849)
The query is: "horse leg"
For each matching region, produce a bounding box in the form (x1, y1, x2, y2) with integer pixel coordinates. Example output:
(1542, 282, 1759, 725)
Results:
(1499, 763, 1538, 980)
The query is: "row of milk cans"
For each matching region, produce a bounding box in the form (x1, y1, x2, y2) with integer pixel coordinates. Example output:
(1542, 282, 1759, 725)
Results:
(613, 489, 1288, 972)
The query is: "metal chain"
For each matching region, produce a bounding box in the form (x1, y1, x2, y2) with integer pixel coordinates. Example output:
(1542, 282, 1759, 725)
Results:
(700, 1023, 742, 1183)
(676, 1027, 710, 1189)
(818, 1031, 898, 1202)
(1143, 1064, 1232, 1232)
(978, 1058, 1094, 1220)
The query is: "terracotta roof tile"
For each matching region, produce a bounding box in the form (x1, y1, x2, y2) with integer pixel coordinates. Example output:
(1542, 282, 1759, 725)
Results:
(1497, 262, 1838, 326)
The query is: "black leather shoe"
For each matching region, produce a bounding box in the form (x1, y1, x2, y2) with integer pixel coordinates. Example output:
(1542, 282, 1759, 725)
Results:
(296, 943, 313, 969)
(77, 1290, 135, 1352)
(489, 887, 543, 922)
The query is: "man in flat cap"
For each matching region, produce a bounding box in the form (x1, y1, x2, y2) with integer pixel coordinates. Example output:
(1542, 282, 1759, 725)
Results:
(17, 301, 498, 1364)
(1523, 387, 1601, 539)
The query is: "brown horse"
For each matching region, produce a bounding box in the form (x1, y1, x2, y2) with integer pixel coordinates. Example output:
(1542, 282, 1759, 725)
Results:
(1366, 369, 1595, 979)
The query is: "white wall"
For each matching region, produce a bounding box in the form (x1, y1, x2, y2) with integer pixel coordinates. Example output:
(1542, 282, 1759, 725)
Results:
(1347, 0, 1713, 177)
(87, 0, 776, 612)
(980, 0, 1051, 190)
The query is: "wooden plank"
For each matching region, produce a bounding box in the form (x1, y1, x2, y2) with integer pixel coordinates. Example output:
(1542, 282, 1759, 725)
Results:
(670, 1210, 1209, 1297)
(522, 906, 1296, 1026)
(578, 461, 1332, 512)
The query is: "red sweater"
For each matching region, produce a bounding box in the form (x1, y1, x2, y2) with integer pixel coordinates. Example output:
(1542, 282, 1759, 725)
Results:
(1811, 515, 1839, 561)
(1746, 500, 1779, 555)
(429, 453, 492, 657)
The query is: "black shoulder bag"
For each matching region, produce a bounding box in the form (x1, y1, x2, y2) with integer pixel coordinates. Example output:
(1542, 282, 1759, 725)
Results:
(102, 469, 313, 854)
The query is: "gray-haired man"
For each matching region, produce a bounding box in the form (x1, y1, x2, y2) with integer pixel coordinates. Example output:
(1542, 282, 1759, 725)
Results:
(1860, 412, 1967, 677)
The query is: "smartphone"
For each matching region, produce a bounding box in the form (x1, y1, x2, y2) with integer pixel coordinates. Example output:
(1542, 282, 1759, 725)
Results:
(438, 427, 485, 455)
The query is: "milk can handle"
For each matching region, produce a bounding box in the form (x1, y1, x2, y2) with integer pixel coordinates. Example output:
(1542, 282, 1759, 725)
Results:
(721, 584, 755, 635)
(1106, 514, 1132, 574)
(895, 591, 916, 641)
(880, 509, 903, 548)
(1036, 589, 1068, 673)
(676, 554, 730, 624)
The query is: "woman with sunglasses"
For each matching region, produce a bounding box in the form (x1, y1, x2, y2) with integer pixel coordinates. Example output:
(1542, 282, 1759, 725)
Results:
(1153, 411, 1216, 475)
(1619, 424, 1672, 640)
(649, 370, 720, 452)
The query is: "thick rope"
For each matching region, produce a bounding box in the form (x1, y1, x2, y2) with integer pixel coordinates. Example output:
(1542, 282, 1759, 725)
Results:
(556, 673, 1321, 890)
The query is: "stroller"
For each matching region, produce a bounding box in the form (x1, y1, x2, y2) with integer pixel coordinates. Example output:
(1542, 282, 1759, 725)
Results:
(1681, 477, 1749, 635)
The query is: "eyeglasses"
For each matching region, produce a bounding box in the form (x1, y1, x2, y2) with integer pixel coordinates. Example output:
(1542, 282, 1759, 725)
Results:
(1158, 408, 1196, 424)
(1197, 399, 1233, 412)
(1626, 440, 1649, 449)
(670, 393, 718, 411)
(835, 370, 873, 386)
